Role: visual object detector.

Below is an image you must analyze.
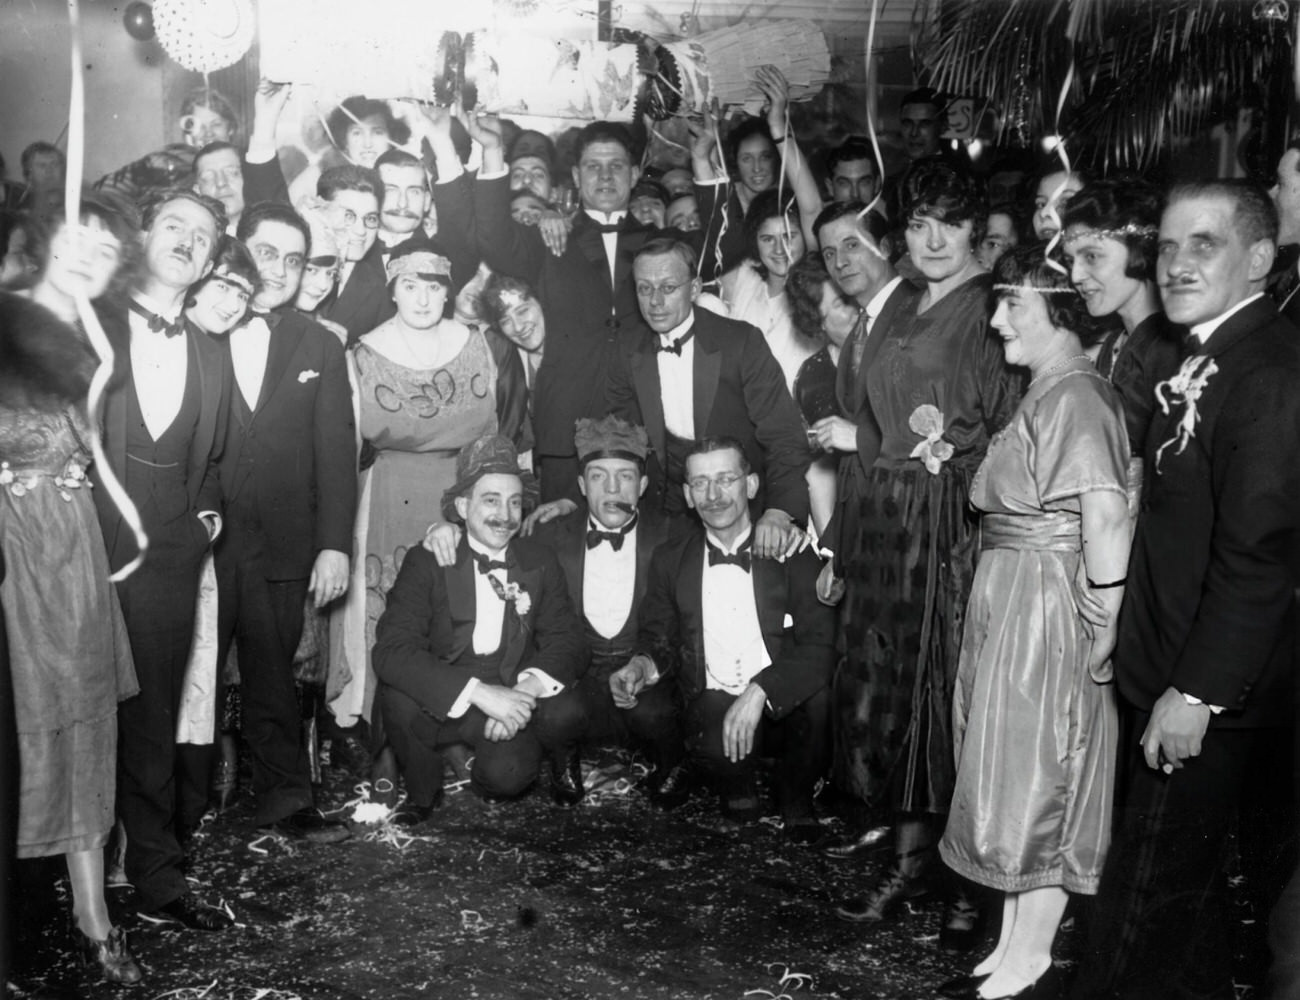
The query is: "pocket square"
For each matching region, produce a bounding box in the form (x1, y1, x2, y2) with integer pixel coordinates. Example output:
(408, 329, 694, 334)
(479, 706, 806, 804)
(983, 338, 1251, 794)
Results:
(782, 613, 794, 629)
(297, 369, 320, 384)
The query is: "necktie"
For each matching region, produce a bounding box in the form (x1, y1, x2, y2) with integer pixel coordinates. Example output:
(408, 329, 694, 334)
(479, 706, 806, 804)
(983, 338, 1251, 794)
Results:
(129, 299, 183, 338)
(656, 327, 695, 356)
(706, 540, 751, 572)
(587, 514, 637, 551)
(472, 551, 511, 575)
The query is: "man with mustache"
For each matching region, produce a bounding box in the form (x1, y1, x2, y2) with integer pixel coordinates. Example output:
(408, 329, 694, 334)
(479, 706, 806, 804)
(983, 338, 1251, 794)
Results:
(1071, 180, 1300, 1000)
(373, 436, 588, 823)
(608, 437, 834, 835)
(531, 416, 686, 807)
(93, 189, 234, 931)
(210, 200, 357, 844)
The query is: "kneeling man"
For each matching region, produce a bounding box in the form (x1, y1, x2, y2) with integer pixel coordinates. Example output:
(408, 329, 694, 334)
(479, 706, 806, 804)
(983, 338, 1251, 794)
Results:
(373, 436, 588, 822)
(609, 437, 835, 834)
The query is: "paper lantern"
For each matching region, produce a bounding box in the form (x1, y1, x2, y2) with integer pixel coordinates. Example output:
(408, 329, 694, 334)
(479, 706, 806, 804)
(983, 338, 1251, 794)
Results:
(153, 0, 255, 73)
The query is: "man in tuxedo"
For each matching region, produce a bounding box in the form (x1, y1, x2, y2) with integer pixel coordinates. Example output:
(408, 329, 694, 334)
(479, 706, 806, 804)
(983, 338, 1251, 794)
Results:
(1072, 180, 1300, 999)
(608, 438, 835, 835)
(314, 165, 386, 343)
(445, 117, 662, 502)
(215, 200, 357, 843)
(531, 416, 686, 806)
(94, 189, 233, 930)
(373, 436, 588, 823)
(606, 237, 811, 557)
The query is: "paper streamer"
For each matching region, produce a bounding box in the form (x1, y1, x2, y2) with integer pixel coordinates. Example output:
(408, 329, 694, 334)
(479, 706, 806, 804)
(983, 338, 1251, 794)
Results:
(66, 0, 148, 582)
(859, 0, 886, 223)
(1042, 62, 1077, 275)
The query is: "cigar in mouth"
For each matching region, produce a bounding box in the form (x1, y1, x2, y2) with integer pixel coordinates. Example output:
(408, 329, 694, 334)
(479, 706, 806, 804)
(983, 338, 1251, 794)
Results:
(611, 501, 637, 514)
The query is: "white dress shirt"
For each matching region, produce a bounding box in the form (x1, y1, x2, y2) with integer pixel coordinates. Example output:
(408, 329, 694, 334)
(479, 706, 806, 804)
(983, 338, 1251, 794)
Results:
(128, 292, 188, 441)
(229, 315, 272, 412)
(701, 526, 771, 694)
(657, 310, 696, 440)
(583, 518, 637, 639)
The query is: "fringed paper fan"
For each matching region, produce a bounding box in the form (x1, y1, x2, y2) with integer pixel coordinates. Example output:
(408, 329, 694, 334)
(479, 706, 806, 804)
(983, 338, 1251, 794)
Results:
(154, 0, 256, 73)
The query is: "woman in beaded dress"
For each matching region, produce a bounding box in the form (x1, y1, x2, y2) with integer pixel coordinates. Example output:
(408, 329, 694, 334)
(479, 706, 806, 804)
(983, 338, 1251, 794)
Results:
(1060, 179, 1181, 513)
(0, 197, 143, 983)
(938, 246, 1131, 999)
(329, 237, 529, 748)
(832, 162, 1022, 932)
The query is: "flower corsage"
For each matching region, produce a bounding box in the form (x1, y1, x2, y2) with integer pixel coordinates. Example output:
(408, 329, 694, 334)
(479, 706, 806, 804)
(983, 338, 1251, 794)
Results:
(908, 404, 954, 475)
(501, 581, 531, 618)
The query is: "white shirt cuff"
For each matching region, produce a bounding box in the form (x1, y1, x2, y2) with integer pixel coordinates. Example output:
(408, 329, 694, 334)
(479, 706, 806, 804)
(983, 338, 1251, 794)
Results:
(1180, 690, 1225, 714)
(244, 146, 276, 166)
(447, 677, 480, 718)
(477, 166, 509, 182)
(518, 668, 564, 697)
(433, 161, 464, 185)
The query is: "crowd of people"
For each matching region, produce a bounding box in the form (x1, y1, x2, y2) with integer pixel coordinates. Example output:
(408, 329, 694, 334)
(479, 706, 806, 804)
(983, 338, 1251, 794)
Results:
(2, 70, 1298, 1000)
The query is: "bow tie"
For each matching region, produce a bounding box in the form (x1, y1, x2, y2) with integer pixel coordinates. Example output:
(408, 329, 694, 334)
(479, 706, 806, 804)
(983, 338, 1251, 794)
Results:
(593, 221, 623, 235)
(129, 299, 183, 338)
(706, 539, 751, 572)
(472, 551, 511, 575)
(587, 514, 637, 551)
(655, 327, 695, 356)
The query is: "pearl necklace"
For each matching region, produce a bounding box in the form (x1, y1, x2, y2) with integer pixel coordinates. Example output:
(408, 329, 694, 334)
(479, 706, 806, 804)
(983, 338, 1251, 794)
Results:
(1029, 353, 1091, 388)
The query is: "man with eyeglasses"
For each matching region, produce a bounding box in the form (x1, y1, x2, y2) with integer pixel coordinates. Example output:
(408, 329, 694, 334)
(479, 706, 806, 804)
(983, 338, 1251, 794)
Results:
(212, 201, 357, 845)
(314, 164, 387, 345)
(606, 237, 811, 560)
(608, 436, 834, 833)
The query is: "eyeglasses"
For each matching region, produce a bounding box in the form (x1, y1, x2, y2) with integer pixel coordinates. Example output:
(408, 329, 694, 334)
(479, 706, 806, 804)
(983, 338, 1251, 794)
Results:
(686, 472, 745, 493)
(635, 281, 686, 298)
(337, 208, 380, 230)
(250, 242, 305, 271)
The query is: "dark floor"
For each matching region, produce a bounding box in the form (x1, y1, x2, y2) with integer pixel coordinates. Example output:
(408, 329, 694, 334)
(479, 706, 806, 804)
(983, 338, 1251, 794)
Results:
(4, 743, 1271, 1000)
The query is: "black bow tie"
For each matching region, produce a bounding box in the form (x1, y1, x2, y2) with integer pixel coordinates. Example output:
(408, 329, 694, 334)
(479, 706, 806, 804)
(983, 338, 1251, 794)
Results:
(587, 215, 625, 234)
(472, 551, 511, 575)
(655, 327, 695, 356)
(587, 514, 637, 552)
(129, 299, 183, 338)
(706, 540, 751, 572)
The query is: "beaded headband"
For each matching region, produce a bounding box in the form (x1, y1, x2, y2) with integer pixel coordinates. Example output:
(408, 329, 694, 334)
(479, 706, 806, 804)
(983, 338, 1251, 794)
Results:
(993, 283, 1080, 294)
(385, 251, 451, 282)
(1062, 224, 1158, 244)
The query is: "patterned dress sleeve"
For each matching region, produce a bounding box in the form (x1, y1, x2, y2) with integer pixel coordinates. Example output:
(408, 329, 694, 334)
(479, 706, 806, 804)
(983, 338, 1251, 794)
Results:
(1032, 374, 1130, 505)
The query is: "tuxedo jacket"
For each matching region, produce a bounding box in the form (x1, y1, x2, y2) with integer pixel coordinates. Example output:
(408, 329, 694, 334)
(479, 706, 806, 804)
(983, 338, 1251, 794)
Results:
(635, 529, 835, 719)
(454, 172, 701, 461)
(92, 302, 230, 569)
(1117, 295, 1300, 727)
(605, 307, 812, 522)
(215, 309, 356, 580)
(532, 508, 671, 636)
(373, 537, 586, 721)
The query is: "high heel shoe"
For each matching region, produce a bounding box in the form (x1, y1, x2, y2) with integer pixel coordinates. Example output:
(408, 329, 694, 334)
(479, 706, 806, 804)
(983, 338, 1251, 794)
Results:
(76, 924, 143, 984)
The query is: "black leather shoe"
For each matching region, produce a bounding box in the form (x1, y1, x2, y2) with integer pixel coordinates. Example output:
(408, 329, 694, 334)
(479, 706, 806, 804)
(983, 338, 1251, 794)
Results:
(148, 893, 233, 931)
(264, 807, 352, 844)
(645, 762, 693, 810)
(936, 972, 988, 998)
(821, 824, 891, 860)
(550, 754, 584, 806)
(939, 891, 984, 953)
(833, 867, 929, 923)
(391, 794, 441, 827)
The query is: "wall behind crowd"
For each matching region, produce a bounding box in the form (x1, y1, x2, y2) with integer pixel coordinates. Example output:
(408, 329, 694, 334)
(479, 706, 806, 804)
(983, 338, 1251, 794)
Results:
(0, 2, 167, 183)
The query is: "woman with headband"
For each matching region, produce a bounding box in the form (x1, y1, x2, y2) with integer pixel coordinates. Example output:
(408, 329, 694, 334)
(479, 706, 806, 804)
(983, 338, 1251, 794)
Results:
(833, 161, 1021, 952)
(0, 193, 144, 983)
(1060, 179, 1181, 510)
(938, 244, 1131, 1000)
(330, 236, 530, 795)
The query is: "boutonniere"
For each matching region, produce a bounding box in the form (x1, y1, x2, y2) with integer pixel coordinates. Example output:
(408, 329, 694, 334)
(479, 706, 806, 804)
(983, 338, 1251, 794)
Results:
(1153, 355, 1219, 471)
(908, 404, 954, 475)
(500, 581, 531, 617)
(298, 369, 320, 384)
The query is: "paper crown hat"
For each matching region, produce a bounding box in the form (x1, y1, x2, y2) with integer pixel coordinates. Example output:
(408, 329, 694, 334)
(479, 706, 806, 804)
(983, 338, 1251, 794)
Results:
(440, 434, 539, 523)
(574, 415, 650, 466)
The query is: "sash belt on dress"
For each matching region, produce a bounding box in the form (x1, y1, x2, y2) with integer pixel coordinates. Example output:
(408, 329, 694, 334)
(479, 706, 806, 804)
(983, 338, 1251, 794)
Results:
(979, 512, 1080, 553)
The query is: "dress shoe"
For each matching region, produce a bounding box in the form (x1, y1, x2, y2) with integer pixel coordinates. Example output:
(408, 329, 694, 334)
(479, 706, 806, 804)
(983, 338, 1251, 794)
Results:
(834, 865, 929, 922)
(264, 807, 352, 844)
(939, 891, 984, 953)
(148, 893, 233, 931)
(550, 753, 584, 806)
(821, 824, 892, 860)
(645, 762, 693, 810)
(391, 793, 442, 828)
(935, 972, 988, 998)
(76, 924, 143, 984)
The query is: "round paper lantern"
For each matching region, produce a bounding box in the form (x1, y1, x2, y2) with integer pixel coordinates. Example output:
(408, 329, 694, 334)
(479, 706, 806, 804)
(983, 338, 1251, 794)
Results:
(123, 2, 155, 41)
(153, 0, 255, 73)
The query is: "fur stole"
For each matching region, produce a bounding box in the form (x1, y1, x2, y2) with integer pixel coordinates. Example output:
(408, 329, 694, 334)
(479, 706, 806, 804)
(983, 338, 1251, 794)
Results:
(0, 290, 96, 412)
